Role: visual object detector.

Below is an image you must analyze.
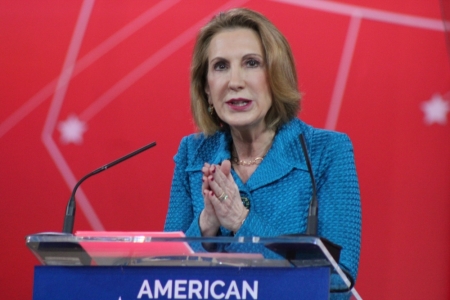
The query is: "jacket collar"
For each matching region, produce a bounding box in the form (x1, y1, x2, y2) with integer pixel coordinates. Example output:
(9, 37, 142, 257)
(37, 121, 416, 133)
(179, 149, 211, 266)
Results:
(187, 118, 312, 191)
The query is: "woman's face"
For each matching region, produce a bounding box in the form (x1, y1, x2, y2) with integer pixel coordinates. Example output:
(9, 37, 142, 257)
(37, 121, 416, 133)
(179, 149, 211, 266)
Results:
(205, 28, 272, 133)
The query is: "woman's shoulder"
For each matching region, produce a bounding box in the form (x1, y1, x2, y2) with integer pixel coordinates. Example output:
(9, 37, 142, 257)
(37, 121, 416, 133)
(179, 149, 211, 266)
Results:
(178, 131, 227, 152)
(279, 118, 354, 163)
(175, 131, 230, 168)
(310, 126, 352, 151)
(178, 132, 208, 150)
(282, 118, 352, 146)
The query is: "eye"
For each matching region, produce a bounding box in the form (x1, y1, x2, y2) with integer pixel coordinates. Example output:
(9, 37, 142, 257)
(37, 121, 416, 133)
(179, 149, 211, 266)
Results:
(246, 58, 260, 68)
(213, 61, 228, 71)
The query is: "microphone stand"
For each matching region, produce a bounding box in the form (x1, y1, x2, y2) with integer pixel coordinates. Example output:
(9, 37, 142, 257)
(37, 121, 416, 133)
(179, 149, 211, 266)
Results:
(62, 141, 157, 234)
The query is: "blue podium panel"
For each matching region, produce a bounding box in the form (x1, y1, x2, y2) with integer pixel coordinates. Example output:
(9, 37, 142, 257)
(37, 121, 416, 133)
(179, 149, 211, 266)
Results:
(33, 266, 329, 300)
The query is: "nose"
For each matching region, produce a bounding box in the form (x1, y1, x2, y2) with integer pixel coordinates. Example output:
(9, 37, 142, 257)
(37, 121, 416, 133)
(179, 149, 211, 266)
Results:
(228, 66, 245, 91)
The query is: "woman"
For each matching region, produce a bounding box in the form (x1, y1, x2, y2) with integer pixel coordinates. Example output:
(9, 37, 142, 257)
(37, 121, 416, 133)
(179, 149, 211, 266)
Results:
(164, 7, 361, 291)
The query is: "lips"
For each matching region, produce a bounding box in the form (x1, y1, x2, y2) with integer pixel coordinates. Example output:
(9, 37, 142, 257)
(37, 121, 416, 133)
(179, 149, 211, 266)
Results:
(227, 99, 250, 106)
(226, 98, 252, 105)
(226, 98, 252, 111)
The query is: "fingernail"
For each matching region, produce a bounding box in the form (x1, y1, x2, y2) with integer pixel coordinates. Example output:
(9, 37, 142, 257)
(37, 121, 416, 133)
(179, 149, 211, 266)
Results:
(209, 176, 214, 181)
(212, 166, 216, 173)
(210, 191, 214, 197)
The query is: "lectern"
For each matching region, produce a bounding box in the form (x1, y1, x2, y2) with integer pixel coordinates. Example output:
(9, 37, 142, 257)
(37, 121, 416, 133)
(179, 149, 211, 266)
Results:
(26, 233, 360, 299)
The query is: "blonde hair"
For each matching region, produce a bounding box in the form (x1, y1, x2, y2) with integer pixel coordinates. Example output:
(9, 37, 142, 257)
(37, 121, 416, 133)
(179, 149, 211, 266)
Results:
(191, 8, 301, 135)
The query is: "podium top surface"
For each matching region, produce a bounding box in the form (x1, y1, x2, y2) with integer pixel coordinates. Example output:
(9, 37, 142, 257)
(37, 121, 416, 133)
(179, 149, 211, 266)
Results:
(25, 232, 358, 296)
(26, 232, 337, 266)
(26, 231, 322, 244)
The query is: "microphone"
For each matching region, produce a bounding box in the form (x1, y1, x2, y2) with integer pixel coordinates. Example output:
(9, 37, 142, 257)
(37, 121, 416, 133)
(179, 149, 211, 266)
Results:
(298, 134, 343, 263)
(62, 141, 157, 234)
(266, 135, 348, 290)
(299, 134, 318, 236)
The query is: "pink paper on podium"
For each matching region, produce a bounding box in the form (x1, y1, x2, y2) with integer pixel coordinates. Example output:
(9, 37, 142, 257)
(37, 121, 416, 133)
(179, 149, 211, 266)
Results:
(75, 231, 194, 258)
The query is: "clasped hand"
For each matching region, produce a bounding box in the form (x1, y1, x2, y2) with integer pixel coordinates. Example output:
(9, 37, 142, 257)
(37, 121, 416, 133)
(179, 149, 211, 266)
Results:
(199, 160, 248, 237)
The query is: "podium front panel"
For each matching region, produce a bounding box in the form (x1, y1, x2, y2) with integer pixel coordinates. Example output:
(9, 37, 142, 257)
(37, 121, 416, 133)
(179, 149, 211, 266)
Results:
(33, 265, 329, 300)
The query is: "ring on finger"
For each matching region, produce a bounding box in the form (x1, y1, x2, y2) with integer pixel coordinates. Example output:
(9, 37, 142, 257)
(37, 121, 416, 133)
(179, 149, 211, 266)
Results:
(217, 191, 228, 202)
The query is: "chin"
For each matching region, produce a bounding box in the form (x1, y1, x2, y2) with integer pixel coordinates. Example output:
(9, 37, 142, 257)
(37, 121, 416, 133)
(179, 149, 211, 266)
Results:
(227, 121, 264, 132)
(220, 114, 265, 131)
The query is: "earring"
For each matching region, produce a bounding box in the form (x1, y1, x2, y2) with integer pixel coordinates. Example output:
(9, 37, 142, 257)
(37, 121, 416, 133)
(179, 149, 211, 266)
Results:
(208, 104, 214, 116)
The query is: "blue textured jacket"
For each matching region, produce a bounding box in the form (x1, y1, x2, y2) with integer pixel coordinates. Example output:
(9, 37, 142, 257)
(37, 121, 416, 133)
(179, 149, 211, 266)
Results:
(164, 118, 361, 285)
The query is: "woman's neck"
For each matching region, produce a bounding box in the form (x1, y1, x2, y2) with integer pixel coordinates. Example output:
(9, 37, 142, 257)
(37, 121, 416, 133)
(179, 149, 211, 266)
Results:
(230, 126, 275, 161)
(229, 126, 275, 184)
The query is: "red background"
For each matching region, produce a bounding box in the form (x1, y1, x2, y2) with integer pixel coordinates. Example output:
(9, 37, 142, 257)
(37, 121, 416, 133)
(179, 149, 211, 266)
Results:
(1, 0, 449, 299)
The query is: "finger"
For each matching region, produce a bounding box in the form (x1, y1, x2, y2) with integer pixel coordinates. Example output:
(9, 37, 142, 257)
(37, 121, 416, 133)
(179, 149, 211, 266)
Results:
(202, 163, 211, 175)
(209, 164, 216, 177)
(212, 165, 235, 188)
(202, 175, 210, 191)
(207, 175, 223, 198)
(208, 177, 237, 210)
(207, 189, 221, 205)
(210, 164, 224, 181)
(216, 189, 229, 202)
(203, 189, 215, 209)
(220, 160, 232, 176)
(209, 165, 236, 191)
(204, 180, 227, 206)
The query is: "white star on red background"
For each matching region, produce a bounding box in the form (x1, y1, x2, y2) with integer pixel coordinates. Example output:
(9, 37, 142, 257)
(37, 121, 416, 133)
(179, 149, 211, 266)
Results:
(421, 93, 450, 125)
(57, 114, 88, 144)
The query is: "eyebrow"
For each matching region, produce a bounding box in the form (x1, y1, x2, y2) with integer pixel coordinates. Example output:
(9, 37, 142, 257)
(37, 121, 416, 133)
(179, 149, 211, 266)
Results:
(209, 53, 264, 63)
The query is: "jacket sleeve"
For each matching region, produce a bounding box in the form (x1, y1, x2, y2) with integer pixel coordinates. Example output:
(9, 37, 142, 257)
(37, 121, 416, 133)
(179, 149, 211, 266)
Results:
(163, 136, 203, 237)
(315, 132, 362, 288)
